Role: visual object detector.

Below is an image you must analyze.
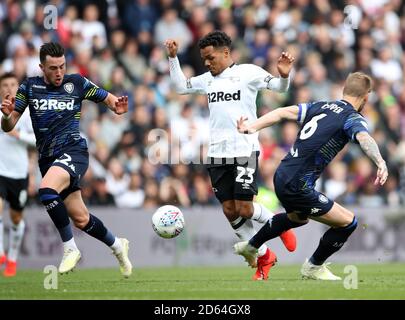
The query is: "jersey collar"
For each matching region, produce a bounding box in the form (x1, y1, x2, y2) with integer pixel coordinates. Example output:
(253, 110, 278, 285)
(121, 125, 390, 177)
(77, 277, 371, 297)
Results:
(339, 99, 356, 111)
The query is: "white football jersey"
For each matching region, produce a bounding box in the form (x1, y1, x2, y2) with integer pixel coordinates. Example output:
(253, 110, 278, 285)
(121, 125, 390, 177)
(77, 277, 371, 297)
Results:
(0, 110, 35, 179)
(169, 56, 290, 158)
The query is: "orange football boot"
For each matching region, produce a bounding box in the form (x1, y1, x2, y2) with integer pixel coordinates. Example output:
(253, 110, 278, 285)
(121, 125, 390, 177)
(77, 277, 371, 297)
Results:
(0, 255, 6, 267)
(253, 248, 277, 280)
(3, 260, 17, 277)
(280, 229, 297, 252)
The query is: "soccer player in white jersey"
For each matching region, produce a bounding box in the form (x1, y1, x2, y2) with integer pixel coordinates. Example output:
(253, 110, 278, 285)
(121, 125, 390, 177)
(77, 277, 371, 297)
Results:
(0, 73, 35, 277)
(165, 30, 297, 280)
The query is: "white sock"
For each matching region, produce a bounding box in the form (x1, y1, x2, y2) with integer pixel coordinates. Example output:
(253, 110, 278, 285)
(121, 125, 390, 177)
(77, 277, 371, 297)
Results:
(7, 220, 25, 262)
(231, 217, 267, 257)
(0, 217, 4, 255)
(110, 237, 122, 253)
(252, 203, 274, 224)
(63, 237, 78, 251)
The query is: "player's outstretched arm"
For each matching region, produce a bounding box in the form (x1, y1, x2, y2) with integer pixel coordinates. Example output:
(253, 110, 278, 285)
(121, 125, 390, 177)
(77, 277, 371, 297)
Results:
(164, 39, 204, 95)
(356, 131, 388, 186)
(103, 93, 128, 115)
(277, 51, 295, 79)
(164, 39, 178, 58)
(1, 94, 22, 132)
(264, 52, 295, 93)
(237, 105, 299, 134)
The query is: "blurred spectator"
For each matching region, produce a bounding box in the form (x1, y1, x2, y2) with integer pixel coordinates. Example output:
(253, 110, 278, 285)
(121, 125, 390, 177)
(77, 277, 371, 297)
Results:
(115, 172, 145, 208)
(89, 177, 116, 206)
(154, 8, 192, 58)
(324, 161, 348, 200)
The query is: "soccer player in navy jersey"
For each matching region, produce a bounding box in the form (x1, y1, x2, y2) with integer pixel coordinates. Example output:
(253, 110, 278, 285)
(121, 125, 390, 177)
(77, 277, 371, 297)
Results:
(0, 42, 132, 277)
(234, 72, 388, 280)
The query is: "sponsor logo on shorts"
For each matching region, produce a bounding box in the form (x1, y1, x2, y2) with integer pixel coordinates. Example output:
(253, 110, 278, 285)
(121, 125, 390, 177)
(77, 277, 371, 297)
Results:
(241, 183, 251, 190)
(311, 208, 322, 215)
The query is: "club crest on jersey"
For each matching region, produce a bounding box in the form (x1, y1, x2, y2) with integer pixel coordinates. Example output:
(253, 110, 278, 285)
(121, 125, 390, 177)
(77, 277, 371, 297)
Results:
(228, 76, 240, 83)
(64, 82, 74, 93)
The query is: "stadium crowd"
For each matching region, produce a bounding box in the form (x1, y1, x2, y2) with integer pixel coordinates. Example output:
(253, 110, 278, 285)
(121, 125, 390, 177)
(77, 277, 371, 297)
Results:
(0, 0, 404, 209)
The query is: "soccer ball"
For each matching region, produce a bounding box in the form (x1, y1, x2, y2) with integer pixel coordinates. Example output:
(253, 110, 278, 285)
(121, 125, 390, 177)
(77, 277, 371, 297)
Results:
(152, 205, 185, 239)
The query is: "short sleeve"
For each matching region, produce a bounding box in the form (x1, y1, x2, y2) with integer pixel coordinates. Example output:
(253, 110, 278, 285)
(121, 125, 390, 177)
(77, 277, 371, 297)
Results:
(297, 102, 314, 124)
(343, 113, 369, 143)
(14, 79, 29, 114)
(80, 75, 108, 103)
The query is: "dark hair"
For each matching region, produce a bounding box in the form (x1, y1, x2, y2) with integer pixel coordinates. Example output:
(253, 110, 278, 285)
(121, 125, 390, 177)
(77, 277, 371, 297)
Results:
(198, 30, 232, 50)
(39, 42, 65, 63)
(0, 72, 17, 84)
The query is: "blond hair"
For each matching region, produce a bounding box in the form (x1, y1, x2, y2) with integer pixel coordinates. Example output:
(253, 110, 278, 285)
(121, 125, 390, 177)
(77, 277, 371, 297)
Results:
(343, 72, 373, 97)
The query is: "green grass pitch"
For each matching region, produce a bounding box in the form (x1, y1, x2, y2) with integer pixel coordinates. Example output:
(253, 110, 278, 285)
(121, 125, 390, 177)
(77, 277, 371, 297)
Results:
(1, 263, 405, 300)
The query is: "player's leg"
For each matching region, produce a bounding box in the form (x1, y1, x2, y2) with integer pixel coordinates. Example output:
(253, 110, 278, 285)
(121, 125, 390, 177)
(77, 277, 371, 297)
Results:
(300, 202, 357, 280)
(207, 165, 269, 272)
(234, 200, 277, 279)
(0, 196, 5, 266)
(232, 153, 296, 279)
(3, 208, 24, 277)
(233, 151, 300, 249)
(234, 172, 308, 270)
(207, 166, 250, 240)
(38, 165, 80, 273)
(63, 190, 132, 277)
(3, 177, 28, 277)
(237, 200, 297, 252)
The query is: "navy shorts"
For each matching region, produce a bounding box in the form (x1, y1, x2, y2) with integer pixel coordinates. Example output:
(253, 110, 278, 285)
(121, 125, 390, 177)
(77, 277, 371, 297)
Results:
(273, 171, 334, 217)
(206, 151, 259, 203)
(0, 175, 28, 211)
(38, 147, 89, 200)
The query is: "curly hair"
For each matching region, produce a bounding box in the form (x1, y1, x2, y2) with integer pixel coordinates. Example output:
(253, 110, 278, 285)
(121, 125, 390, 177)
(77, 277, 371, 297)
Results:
(198, 30, 232, 50)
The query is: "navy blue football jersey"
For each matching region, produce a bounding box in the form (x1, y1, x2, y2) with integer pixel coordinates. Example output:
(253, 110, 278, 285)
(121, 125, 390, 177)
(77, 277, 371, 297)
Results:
(14, 74, 108, 159)
(277, 100, 369, 191)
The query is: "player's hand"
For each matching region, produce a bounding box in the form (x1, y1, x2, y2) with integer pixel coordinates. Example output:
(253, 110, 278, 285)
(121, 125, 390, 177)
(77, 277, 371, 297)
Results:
(114, 96, 128, 115)
(164, 39, 179, 58)
(277, 51, 295, 78)
(375, 160, 388, 186)
(237, 116, 253, 134)
(1, 93, 16, 118)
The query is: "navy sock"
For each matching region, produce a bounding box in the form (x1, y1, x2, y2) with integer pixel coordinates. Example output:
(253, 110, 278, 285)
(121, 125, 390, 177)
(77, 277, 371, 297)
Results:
(249, 213, 307, 249)
(39, 188, 73, 242)
(310, 217, 358, 265)
(82, 214, 115, 247)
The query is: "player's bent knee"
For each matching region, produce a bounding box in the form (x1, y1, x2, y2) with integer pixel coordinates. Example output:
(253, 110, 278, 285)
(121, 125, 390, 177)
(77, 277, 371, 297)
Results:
(10, 212, 23, 224)
(38, 187, 60, 205)
(72, 214, 90, 229)
(288, 212, 309, 224)
(339, 210, 355, 228)
(222, 201, 237, 219)
(237, 209, 252, 219)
